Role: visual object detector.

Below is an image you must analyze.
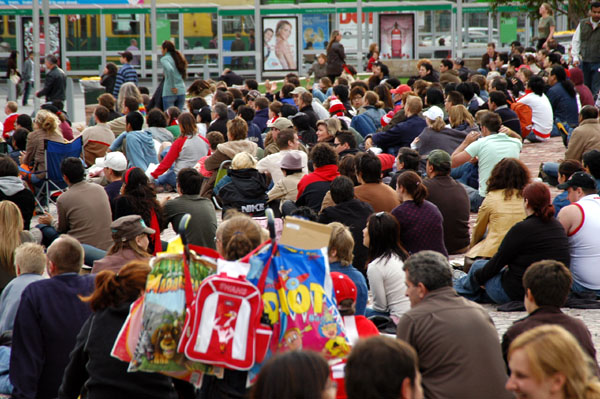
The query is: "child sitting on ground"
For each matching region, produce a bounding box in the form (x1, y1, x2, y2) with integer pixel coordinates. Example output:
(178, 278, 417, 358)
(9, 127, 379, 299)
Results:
(194, 131, 224, 178)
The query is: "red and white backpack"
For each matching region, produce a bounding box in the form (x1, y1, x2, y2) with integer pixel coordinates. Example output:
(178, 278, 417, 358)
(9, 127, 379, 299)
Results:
(179, 242, 275, 371)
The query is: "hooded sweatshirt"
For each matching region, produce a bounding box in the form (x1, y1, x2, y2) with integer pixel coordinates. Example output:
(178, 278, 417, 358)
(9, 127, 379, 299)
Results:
(0, 176, 35, 229)
(217, 168, 268, 216)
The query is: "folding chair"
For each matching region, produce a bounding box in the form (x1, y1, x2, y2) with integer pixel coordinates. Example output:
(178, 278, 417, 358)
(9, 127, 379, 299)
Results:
(212, 159, 232, 210)
(36, 136, 83, 210)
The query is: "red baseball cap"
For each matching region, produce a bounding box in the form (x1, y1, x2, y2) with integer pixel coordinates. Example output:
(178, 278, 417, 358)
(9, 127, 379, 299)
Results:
(331, 272, 357, 303)
(390, 84, 411, 95)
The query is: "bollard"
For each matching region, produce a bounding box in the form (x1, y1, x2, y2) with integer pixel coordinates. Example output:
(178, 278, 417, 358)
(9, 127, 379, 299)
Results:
(7, 80, 16, 101)
(66, 78, 75, 121)
(203, 63, 210, 80)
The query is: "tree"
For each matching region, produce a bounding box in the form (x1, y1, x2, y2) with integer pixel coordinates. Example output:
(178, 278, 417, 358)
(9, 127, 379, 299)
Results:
(489, 0, 589, 29)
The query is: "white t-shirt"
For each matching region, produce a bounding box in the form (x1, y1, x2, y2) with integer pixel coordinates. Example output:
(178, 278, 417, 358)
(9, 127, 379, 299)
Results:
(517, 92, 554, 139)
(367, 253, 410, 320)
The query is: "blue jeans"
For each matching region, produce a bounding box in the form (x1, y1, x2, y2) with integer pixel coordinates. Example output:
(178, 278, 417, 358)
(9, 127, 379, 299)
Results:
(38, 224, 107, 266)
(312, 89, 326, 103)
(451, 162, 478, 189)
(454, 259, 512, 304)
(365, 307, 390, 318)
(157, 168, 177, 188)
(571, 280, 600, 296)
(162, 94, 185, 110)
(461, 183, 485, 213)
(582, 62, 600, 98)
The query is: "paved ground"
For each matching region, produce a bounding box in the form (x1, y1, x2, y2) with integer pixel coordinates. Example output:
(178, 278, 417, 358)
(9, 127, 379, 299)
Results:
(11, 80, 600, 353)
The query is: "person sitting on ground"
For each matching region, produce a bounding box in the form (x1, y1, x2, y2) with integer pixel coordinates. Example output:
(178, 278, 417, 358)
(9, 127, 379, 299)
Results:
(326, 222, 369, 316)
(501, 260, 596, 366)
(363, 212, 409, 321)
(464, 158, 529, 268)
(91, 215, 152, 274)
(293, 143, 340, 213)
(201, 117, 259, 197)
(583, 149, 600, 191)
(59, 261, 179, 399)
(0, 202, 36, 294)
(216, 152, 268, 217)
(9, 236, 94, 399)
(505, 325, 600, 399)
(9, 128, 28, 166)
(517, 75, 554, 142)
(257, 128, 307, 185)
(392, 171, 447, 257)
(2, 101, 18, 140)
(557, 171, 600, 295)
(21, 110, 65, 186)
(93, 152, 127, 216)
(455, 182, 570, 304)
(412, 105, 471, 172)
(37, 158, 113, 264)
(95, 93, 120, 124)
(263, 117, 294, 156)
(547, 65, 579, 138)
(81, 106, 115, 167)
(333, 131, 359, 159)
(150, 112, 209, 192)
(238, 105, 264, 149)
(423, 150, 470, 255)
(397, 251, 512, 399)
(440, 58, 461, 84)
(353, 152, 399, 213)
(345, 336, 422, 399)
(164, 168, 217, 249)
(0, 243, 46, 334)
(0, 156, 34, 230)
(565, 105, 600, 162)
(114, 167, 164, 255)
(290, 112, 317, 146)
(109, 112, 158, 170)
(145, 108, 174, 144)
(365, 96, 427, 154)
(451, 111, 523, 212)
(267, 151, 307, 213)
(553, 160, 585, 216)
(388, 147, 420, 190)
(331, 271, 377, 341)
(318, 177, 373, 273)
(488, 91, 522, 136)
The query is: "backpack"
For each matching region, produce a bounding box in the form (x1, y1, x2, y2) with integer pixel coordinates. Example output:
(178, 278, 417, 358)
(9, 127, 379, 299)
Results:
(179, 245, 275, 371)
(510, 102, 533, 139)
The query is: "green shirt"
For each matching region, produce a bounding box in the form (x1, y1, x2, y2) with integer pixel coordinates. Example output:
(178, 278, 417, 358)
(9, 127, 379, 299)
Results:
(465, 133, 523, 197)
(538, 16, 555, 40)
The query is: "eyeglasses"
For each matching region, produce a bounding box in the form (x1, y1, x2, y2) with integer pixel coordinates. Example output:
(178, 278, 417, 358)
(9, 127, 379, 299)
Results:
(333, 142, 341, 147)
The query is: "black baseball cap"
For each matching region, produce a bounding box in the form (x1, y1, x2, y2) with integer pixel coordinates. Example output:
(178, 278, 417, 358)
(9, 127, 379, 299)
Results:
(557, 171, 597, 190)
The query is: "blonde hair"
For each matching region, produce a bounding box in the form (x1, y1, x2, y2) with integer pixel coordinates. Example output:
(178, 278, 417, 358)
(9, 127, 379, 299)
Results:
(508, 325, 600, 399)
(0, 201, 24, 276)
(231, 152, 257, 170)
(34, 109, 60, 134)
(327, 222, 354, 266)
(14, 243, 46, 275)
(540, 2, 553, 15)
(321, 118, 341, 137)
(6, 101, 17, 113)
(363, 91, 383, 109)
(448, 105, 476, 128)
(117, 82, 142, 113)
(427, 116, 446, 132)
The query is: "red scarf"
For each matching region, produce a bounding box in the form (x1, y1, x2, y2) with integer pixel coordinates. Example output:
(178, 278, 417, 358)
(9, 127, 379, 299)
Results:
(124, 167, 162, 254)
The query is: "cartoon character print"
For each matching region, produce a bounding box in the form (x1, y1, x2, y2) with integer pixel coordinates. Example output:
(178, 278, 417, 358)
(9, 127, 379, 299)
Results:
(319, 312, 350, 358)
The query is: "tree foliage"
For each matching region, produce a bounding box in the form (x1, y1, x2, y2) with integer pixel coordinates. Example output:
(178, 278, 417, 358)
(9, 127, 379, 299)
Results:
(489, 0, 589, 29)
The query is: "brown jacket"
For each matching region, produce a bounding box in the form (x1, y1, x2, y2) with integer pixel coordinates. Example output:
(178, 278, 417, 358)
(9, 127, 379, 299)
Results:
(439, 69, 461, 85)
(565, 118, 600, 162)
(23, 129, 65, 177)
(397, 287, 512, 399)
(354, 182, 400, 213)
(82, 123, 115, 166)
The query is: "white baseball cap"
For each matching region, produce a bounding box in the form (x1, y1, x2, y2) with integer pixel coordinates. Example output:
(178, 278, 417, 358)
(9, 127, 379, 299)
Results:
(95, 152, 127, 172)
(422, 106, 444, 121)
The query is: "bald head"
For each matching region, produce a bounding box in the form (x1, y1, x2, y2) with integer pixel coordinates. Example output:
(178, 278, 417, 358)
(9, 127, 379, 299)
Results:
(47, 235, 84, 274)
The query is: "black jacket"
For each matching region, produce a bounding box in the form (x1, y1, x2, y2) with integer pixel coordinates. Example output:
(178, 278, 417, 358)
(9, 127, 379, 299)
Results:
(217, 168, 269, 216)
(495, 105, 522, 137)
(209, 117, 229, 140)
(100, 74, 116, 96)
(0, 187, 35, 230)
(318, 199, 373, 271)
(37, 65, 66, 102)
(58, 303, 178, 399)
(299, 105, 319, 130)
(326, 42, 345, 76)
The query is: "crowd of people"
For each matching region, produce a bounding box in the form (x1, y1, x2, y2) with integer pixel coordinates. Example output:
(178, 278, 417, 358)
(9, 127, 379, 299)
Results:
(0, 5, 600, 396)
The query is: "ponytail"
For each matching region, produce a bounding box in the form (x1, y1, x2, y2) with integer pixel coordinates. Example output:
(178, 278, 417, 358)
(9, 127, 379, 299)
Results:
(217, 215, 264, 261)
(397, 171, 428, 206)
(81, 260, 150, 311)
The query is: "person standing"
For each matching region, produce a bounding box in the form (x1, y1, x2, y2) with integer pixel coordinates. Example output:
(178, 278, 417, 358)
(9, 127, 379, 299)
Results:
(160, 40, 187, 110)
(35, 54, 66, 103)
(21, 52, 34, 106)
(126, 38, 140, 66)
(536, 3, 555, 50)
(326, 30, 345, 83)
(571, 2, 600, 97)
(112, 51, 138, 98)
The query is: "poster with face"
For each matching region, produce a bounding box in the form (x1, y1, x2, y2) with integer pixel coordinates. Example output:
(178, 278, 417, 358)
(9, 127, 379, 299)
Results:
(379, 14, 415, 60)
(263, 17, 298, 72)
(302, 14, 329, 51)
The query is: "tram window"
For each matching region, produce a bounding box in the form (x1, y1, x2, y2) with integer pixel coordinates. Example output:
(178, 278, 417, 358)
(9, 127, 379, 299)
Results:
(113, 15, 139, 34)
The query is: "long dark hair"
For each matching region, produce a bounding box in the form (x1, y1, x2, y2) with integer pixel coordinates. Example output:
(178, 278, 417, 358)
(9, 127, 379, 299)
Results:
(81, 260, 150, 311)
(162, 40, 187, 79)
(366, 212, 407, 263)
(486, 158, 530, 198)
(122, 167, 164, 227)
(326, 30, 340, 53)
(551, 66, 576, 98)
